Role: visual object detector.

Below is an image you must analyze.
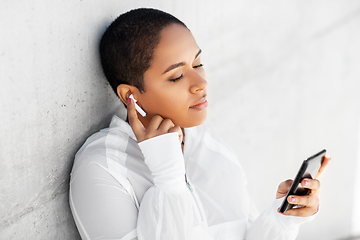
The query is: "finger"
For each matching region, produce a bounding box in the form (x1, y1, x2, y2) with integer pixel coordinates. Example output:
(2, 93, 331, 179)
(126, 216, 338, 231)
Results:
(287, 194, 319, 208)
(315, 154, 331, 178)
(276, 179, 293, 199)
(168, 125, 183, 143)
(301, 178, 320, 192)
(127, 98, 145, 137)
(281, 204, 318, 217)
(157, 118, 175, 133)
(147, 115, 164, 133)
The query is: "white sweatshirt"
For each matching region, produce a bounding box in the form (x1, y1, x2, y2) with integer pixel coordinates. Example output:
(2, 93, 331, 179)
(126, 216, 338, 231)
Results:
(69, 115, 315, 240)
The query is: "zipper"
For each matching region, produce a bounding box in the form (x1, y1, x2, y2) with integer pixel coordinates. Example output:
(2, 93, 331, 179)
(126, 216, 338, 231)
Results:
(185, 174, 207, 227)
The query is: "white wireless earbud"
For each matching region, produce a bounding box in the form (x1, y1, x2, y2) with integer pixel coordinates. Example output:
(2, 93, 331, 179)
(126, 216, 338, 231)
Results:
(129, 94, 147, 117)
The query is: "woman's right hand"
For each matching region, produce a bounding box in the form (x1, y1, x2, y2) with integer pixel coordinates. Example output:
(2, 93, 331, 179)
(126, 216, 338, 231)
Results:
(127, 97, 183, 143)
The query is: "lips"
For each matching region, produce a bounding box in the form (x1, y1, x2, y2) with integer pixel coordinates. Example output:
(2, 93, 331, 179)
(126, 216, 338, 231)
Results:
(190, 97, 208, 110)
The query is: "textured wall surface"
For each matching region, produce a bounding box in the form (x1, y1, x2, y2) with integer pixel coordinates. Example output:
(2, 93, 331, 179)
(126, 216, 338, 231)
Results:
(1, 1, 359, 239)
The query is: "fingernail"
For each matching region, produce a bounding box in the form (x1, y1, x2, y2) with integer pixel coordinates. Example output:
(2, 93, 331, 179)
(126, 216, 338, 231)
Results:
(127, 98, 131, 104)
(304, 180, 309, 187)
(290, 197, 296, 203)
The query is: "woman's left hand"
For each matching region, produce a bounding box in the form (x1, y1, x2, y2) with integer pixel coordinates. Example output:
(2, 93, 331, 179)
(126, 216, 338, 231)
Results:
(276, 155, 331, 217)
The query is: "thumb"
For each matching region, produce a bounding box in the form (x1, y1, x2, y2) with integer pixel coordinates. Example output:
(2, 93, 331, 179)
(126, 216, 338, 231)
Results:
(315, 154, 331, 178)
(276, 179, 293, 199)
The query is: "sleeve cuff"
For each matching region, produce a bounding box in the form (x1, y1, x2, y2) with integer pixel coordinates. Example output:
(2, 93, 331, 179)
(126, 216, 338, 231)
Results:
(138, 132, 186, 190)
(269, 197, 318, 231)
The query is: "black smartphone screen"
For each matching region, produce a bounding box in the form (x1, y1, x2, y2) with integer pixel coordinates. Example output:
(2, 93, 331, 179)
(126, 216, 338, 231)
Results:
(279, 149, 326, 213)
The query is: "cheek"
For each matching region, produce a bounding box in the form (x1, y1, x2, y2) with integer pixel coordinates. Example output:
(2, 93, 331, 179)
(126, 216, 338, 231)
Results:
(158, 93, 188, 115)
(142, 90, 186, 116)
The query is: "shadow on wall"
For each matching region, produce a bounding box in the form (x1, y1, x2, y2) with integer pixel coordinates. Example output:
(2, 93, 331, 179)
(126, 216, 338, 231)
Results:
(338, 236, 360, 240)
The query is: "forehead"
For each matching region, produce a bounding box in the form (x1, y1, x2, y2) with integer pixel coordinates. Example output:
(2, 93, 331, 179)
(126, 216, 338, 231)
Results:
(149, 23, 200, 71)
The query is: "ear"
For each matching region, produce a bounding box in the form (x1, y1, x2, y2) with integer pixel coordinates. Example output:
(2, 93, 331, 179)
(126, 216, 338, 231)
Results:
(117, 84, 134, 106)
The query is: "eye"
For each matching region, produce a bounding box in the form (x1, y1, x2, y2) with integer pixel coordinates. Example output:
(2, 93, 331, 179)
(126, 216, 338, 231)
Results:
(169, 74, 183, 82)
(193, 63, 204, 68)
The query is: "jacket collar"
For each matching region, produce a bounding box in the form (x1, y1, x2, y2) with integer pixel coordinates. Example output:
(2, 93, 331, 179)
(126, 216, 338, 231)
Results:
(109, 115, 137, 142)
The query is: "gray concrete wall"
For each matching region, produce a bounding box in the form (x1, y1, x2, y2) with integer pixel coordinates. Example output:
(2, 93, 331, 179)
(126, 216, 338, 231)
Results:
(1, 1, 359, 239)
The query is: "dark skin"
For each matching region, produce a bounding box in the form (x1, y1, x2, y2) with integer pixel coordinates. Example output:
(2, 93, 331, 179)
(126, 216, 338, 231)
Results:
(120, 23, 331, 217)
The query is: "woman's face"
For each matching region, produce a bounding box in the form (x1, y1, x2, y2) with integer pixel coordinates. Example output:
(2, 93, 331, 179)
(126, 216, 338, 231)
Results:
(135, 23, 207, 128)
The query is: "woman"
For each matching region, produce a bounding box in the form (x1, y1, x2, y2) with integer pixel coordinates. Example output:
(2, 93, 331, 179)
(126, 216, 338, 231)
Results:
(69, 8, 330, 239)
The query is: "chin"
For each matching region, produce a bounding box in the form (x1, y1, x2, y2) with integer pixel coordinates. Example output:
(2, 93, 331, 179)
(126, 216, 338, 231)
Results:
(179, 114, 207, 128)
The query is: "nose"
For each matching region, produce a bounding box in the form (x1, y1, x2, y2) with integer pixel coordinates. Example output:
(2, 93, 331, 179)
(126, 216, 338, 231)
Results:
(189, 72, 207, 93)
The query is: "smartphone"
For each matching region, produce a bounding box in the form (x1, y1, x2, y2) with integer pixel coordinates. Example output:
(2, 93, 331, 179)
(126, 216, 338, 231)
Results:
(279, 149, 326, 213)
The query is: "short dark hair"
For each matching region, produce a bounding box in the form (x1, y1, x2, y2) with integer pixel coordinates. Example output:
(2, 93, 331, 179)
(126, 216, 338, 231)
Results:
(99, 8, 187, 94)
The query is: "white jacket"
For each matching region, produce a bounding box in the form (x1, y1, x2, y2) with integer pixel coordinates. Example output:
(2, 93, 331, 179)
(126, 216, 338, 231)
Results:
(69, 115, 315, 240)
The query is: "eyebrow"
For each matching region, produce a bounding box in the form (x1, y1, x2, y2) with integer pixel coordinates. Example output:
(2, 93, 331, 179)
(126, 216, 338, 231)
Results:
(162, 49, 202, 74)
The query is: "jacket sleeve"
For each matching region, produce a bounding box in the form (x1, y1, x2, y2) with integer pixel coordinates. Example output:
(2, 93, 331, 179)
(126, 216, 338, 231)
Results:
(69, 154, 139, 240)
(69, 132, 196, 240)
(245, 197, 317, 240)
(137, 132, 195, 240)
